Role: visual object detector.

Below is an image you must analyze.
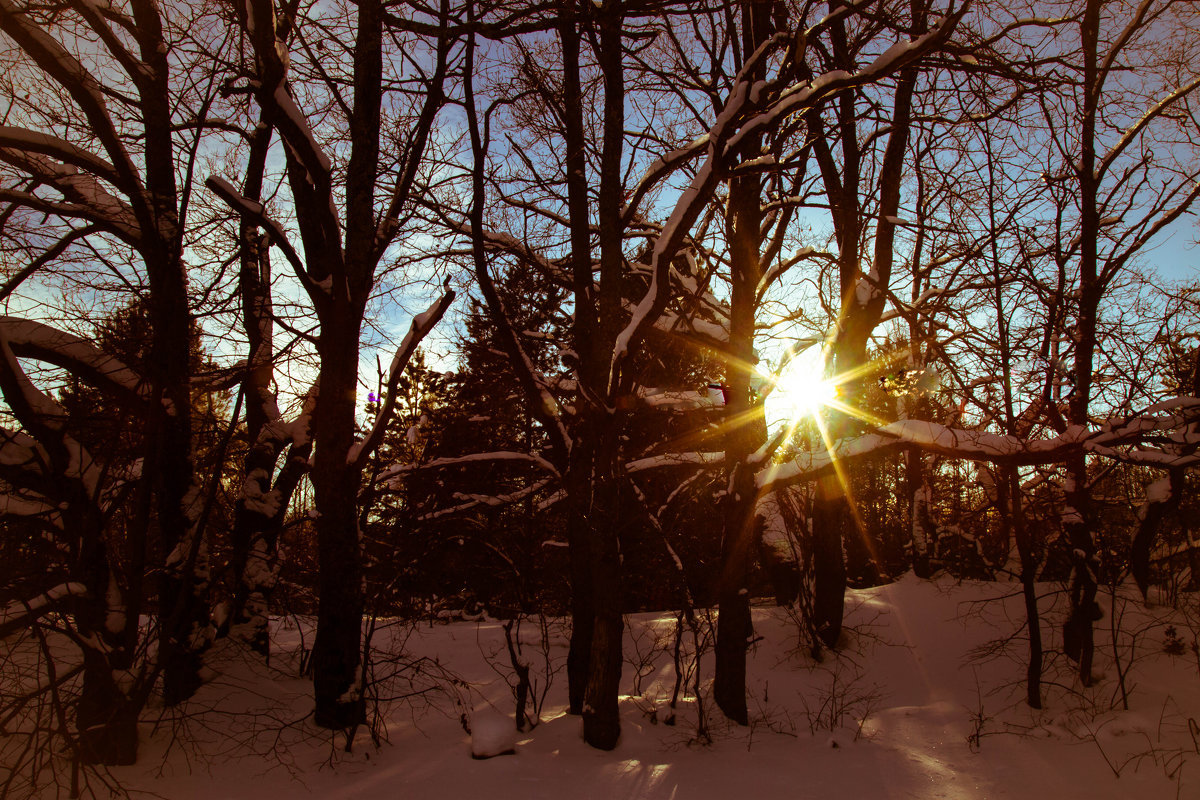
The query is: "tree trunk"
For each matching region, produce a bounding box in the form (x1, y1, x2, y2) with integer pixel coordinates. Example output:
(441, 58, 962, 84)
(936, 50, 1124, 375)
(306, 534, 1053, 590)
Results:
(582, 424, 624, 749)
(77, 648, 139, 765)
(566, 441, 596, 715)
(73, 502, 141, 763)
(811, 475, 848, 649)
(999, 467, 1042, 708)
(1061, 0, 1104, 688)
(311, 317, 366, 729)
(908, 449, 936, 578)
(576, 0, 626, 751)
(713, 0, 774, 725)
(1130, 472, 1181, 600)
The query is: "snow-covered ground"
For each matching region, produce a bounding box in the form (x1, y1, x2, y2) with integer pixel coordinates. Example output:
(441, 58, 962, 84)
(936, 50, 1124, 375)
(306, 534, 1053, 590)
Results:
(109, 575, 1199, 799)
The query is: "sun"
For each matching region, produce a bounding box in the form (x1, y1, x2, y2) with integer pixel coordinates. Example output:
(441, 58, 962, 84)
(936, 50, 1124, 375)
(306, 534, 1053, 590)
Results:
(763, 347, 837, 425)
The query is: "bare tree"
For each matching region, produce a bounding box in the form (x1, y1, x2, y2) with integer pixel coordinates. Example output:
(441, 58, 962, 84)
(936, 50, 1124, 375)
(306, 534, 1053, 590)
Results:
(209, 0, 455, 729)
(0, 0, 243, 767)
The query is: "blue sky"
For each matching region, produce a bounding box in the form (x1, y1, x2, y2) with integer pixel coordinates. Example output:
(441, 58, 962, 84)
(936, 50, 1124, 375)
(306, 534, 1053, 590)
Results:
(1147, 214, 1200, 282)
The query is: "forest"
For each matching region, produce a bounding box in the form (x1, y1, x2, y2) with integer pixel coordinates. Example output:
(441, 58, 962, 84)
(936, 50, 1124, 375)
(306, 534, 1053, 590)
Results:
(0, 0, 1199, 797)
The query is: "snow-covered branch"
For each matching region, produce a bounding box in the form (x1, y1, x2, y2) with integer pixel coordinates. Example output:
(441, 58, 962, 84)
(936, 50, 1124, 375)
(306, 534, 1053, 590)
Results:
(377, 450, 561, 485)
(611, 9, 962, 388)
(0, 0, 142, 193)
(348, 284, 455, 469)
(0, 127, 127, 189)
(205, 176, 310, 287)
(625, 451, 723, 474)
(418, 478, 554, 522)
(242, 0, 333, 187)
(0, 316, 147, 404)
(758, 398, 1200, 493)
(0, 582, 90, 639)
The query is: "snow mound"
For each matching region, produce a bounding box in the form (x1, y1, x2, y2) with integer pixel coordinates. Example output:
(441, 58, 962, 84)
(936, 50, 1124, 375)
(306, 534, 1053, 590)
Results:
(469, 708, 517, 759)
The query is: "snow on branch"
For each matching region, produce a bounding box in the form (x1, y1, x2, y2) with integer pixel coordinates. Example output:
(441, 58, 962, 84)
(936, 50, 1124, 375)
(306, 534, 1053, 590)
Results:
(621, 133, 712, 225)
(418, 478, 554, 522)
(348, 284, 455, 469)
(0, 316, 147, 403)
(1098, 73, 1200, 182)
(0, 127, 127, 189)
(66, 0, 149, 85)
(0, 336, 68, 434)
(610, 8, 962, 388)
(377, 450, 561, 485)
(286, 381, 319, 449)
(205, 176, 310, 286)
(0, 0, 141, 192)
(243, 0, 333, 184)
(0, 427, 40, 469)
(721, 9, 965, 157)
(462, 223, 573, 460)
(0, 492, 59, 520)
(0, 336, 104, 497)
(755, 246, 832, 303)
(0, 582, 90, 640)
(448, 218, 566, 284)
(0, 150, 140, 242)
(758, 399, 1200, 493)
(610, 33, 794, 381)
(625, 451, 723, 474)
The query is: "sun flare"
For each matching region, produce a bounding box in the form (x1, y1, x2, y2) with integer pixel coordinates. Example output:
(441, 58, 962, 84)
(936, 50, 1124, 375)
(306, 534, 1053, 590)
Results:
(763, 348, 837, 424)
(774, 370, 837, 416)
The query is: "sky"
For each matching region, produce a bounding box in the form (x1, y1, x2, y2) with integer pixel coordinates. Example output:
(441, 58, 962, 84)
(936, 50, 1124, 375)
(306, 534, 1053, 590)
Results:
(1147, 215, 1200, 282)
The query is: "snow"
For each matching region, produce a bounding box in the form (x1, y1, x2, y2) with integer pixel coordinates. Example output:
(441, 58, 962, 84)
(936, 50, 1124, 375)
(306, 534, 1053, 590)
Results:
(469, 707, 518, 759)
(0, 582, 89, 628)
(0, 493, 57, 517)
(1144, 477, 1172, 505)
(626, 451, 722, 474)
(639, 389, 720, 411)
(379, 451, 560, 484)
(204, 177, 307, 277)
(759, 403, 1200, 491)
(90, 576, 1197, 799)
(271, 87, 332, 175)
(349, 289, 454, 467)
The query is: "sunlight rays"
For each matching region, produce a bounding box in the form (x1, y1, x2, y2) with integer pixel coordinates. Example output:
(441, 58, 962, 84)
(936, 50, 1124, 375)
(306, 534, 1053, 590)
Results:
(760, 344, 917, 578)
(705, 337, 910, 581)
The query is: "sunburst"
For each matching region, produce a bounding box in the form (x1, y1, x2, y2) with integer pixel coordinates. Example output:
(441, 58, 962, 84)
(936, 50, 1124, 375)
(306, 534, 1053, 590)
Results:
(762, 346, 837, 426)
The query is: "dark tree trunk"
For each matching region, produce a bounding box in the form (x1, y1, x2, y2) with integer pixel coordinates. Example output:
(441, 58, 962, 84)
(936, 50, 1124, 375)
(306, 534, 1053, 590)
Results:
(998, 468, 1043, 708)
(1061, 0, 1104, 687)
(224, 122, 290, 657)
(712, 0, 776, 724)
(581, 531, 624, 748)
(566, 442, 596, 715)
(131, 0, 201, 707)
(811, 476, 848, 650)
(908, 449, 936, 579)
(806, 0, 920, 648)
(1130, 470, 1182, 600)
(559, 4, 596, 718)
(72, 493, 141, 763)
(582, 426, 624, 750)
(574, 0, 627, 751)
(77, 649, 139, 765)
(311, 316, 367, 729)
(151, 264, 202, 707)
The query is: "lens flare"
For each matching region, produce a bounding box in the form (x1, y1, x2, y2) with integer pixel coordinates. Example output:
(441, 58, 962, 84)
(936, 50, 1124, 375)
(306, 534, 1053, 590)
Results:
(764, 347, 836, 425)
